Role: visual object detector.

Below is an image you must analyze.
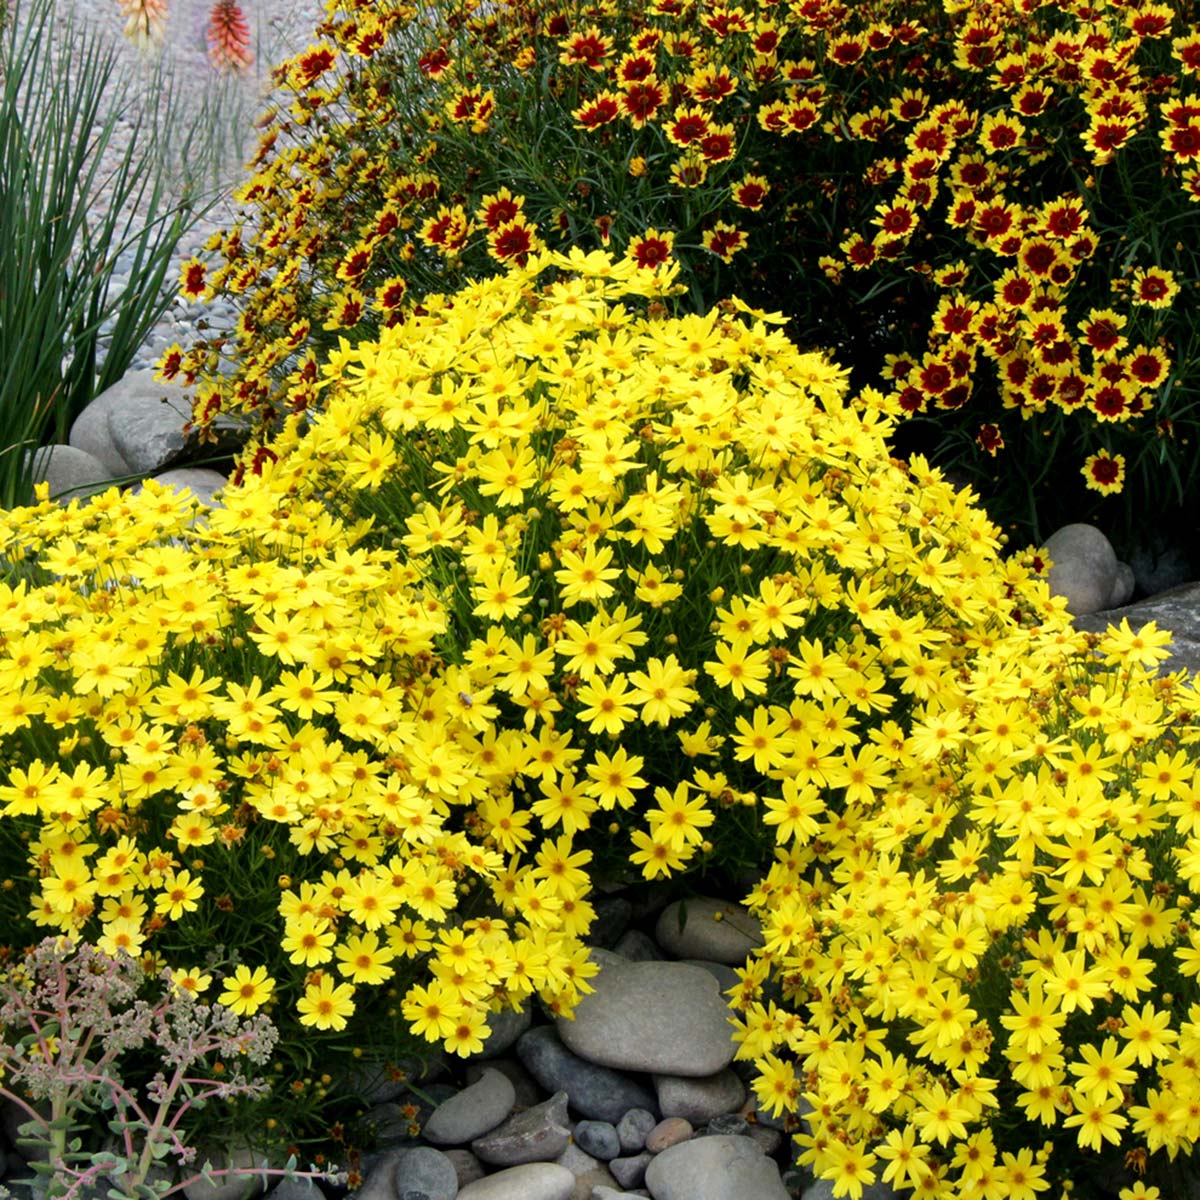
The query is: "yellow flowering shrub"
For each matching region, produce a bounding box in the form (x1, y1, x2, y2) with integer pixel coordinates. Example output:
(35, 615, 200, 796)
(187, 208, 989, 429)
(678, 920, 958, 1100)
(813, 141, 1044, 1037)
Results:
(5, 252, 1199, 1188)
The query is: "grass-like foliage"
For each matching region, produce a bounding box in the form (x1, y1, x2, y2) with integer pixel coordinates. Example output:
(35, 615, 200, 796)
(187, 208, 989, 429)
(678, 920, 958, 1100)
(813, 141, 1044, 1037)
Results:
(4, 252, 1200, 1193)
(0, 0, 253, 507)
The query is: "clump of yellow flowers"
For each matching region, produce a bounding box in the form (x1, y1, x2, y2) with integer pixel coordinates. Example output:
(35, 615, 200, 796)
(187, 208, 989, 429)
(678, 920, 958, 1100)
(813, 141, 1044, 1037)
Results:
(3, 251, 1198, 1193)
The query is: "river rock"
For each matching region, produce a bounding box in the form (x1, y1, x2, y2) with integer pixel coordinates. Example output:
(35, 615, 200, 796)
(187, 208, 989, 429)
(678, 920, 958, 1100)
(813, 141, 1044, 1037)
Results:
(423, 1068, 516, 1146)
(556, 958, 734, 1077)
(456, 1163, 575, 1200)
(265, 1178, 320, 1200)
(554, 1142, 618, 1199)
(141, 467, 227, 524)
(464, 1057, 542, 1109)
(473, 1003, 532, 1060)
(611, 930, 661, 961)
(182, 1146, 269, 1200)
(642, 1135, 789, 1200)
(572, 1120, 620, 1161)
(616, 1108, 657, 1154)
(443, 1150, 486, 1190)
(800, 1180, 899, 1200)
(68, 376, 136, 476)
(654, 1070, 745, 1124)
(645, 1118, 693, 1153)
(393, 1146, 459, 1200)
(1045, 523, 1126, 615)
(608, 1153, 653, 1190)
(23, 444, 118, 505)
(1129, 537, 1195, 596)
(680, 960, 741, 996)
(654, 898, 763, 964)
(1073, 580, 1200, 678)
(516, 1026, 657, 1123)
(589, 896, 633, 948)
(471, 1090, 571, 1166)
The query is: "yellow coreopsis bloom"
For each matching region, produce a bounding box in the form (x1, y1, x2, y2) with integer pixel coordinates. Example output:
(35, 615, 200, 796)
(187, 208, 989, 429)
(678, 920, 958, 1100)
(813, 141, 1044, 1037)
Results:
(297, 975, 357, 1032)
(280, 914, 336, 967)
(219, 964, 274, 1016)
(154, 869, 204, 921)
(626, 655, 698, 726)
(336, 930, 397, 985)
(646, 782, 714, 851)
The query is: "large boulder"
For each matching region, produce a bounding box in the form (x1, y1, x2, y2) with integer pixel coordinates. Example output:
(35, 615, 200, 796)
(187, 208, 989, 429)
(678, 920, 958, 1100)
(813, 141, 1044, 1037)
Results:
(70, 371, 250, 477)
(555, 954, 735, 1078)
(24, 444, 120, 504)
(1074, 581, 1200, 678)
(1044, 524, 1134, 615)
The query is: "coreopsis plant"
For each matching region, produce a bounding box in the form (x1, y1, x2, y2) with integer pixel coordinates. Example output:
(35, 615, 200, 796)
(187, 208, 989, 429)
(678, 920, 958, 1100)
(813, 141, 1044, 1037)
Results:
(0, 471, 585, 1153)
(163, 0, 1200, 556)
(2, 249, 1081, 1160)
(225, 249, 1200, 1196)
(731, 613, 1200, 1200)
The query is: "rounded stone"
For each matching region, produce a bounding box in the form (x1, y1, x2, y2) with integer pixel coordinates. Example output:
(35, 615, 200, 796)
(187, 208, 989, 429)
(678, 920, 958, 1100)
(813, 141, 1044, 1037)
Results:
(516, 1026, 657, 1123)
(68, 382, 135, 475)
(105, 376, 195, 473)
(642, 1134, 789, 1200)
(705, 1113, 750, 1137)
(472, 1002, 532, 1060)
(422, 1068, 517, 1146)
(471, 1090, 571, 1166)
(611, 930, 661, 961)
(616, 1108, 658, 1154)
(747, 1124, 782, 1156)
(456, 1162, 576, 1200)
(572, 1120, 620, 1161)
(1110, 560, 1135, 609)
(645, 1117, 693, 1153)
(465, 1056, 542, 1110)
(23, 444, 119, 506)
(182, 1146, 269, 1200)
(655, 897, 764, 964)
(146, 467, 228, 524)
(608, 1153, 653, 1191)
(654, 1070, 745, 1125)
(1045, 523, 1119, 616)
(443, 1150, 486, 1189)
(801, 1180, 901, 1200)
(554, 1142, 618, 1197)
(555, 958, 734, 1077)
(589, 896, 633, 948)
(349, 1158, 402, 1200)
(393, 1147, 458, 1200)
